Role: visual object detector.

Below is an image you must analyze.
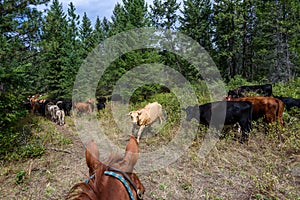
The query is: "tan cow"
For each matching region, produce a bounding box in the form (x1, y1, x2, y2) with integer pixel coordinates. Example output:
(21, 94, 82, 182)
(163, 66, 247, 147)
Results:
(74, 102, 92, 116)
(128, 102, 163, 143)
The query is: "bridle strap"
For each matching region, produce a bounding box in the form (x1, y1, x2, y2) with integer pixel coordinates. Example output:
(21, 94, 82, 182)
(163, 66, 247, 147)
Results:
(83, 167, 143, 200)
(107, 167, 139, 193)
(104, 171, 135, 200)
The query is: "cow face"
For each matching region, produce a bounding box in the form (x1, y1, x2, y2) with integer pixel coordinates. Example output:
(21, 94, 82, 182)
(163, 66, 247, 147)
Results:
(129, 111, 142, 125)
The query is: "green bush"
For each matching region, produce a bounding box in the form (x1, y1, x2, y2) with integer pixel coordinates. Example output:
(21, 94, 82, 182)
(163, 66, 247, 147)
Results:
(273, 77, 300, 98)
(0, 92, 28, 158)
(226, 75, 253, 91)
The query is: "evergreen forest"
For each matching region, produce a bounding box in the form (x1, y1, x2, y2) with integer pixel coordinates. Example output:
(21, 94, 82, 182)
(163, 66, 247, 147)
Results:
(1, 1, 300, 199)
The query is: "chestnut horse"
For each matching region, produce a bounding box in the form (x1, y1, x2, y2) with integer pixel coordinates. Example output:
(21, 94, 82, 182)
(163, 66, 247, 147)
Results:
(67, 136, 145, 200)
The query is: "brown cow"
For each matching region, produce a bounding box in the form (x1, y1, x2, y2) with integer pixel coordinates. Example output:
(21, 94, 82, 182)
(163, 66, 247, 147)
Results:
(29, 94, 40, 114)
(74, 102, 92, 116)
(86, 98, 95, 112)
(128, 102, 163, 143)
(227, 96, 284, 126)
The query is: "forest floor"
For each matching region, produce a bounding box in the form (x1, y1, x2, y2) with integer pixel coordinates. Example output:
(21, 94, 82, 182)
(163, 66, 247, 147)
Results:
(0, 105, 300, 200)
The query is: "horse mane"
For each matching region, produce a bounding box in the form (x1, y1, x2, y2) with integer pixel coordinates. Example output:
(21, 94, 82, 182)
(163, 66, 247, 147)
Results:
(66, 153, 124, 200)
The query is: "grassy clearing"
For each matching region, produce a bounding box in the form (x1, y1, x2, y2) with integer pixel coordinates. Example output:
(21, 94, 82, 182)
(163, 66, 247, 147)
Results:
(0, 96, 299, 199)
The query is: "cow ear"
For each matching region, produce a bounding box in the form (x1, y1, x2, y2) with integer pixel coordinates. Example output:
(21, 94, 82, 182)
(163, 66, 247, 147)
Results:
(127, 112, 132, 116)
(137, 111, 142, 115)
(85, 140, 101, 176)
(119, 135, 139, 172)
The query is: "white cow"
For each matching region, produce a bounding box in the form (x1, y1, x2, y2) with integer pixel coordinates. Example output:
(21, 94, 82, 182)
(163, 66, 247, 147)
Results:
(56, 109, 65, 126)
(128, 102, 163, 143)
(47, 104, 59, 122)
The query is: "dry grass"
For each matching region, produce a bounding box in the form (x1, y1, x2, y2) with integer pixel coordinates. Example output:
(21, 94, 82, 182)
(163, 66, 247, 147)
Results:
(0, 104, 299, 199)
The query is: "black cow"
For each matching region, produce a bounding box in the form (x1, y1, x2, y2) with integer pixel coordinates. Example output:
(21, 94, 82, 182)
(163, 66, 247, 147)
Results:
(183, 101, 253, 142)
(56, 98, 72, 116)
(228, 84, 272, 98)
(274, 96, 300, 111)
(96, 96, 106, 110)
(38, 99, 51, 116)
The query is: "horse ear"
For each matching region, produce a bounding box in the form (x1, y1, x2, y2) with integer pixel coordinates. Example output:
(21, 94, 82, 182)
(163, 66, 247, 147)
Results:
(119, 135, 139, 172)
(85, 140, 101, 176)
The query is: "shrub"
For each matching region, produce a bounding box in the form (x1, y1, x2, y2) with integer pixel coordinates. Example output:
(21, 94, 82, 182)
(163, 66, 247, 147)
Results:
(0, 92, 28, 158)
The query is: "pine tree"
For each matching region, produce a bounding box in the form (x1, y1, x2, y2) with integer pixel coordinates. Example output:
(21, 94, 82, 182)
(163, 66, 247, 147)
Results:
(180, 0, 213, 52)
(150, 0, 185, 78)
(0, 0, 48, 92)
(150, 0, 180, 30)
(62, 2, 82, 97)
(79, 12, 94, 57)
(123, 0, 150, 29)
(0, 0, 49, 156)
(96, 0, 161, 98)
(110, 3, 127, 35)
(92, 17, 105, 45)
(39, 0, 69, 98)
(212, 0, 242, 80)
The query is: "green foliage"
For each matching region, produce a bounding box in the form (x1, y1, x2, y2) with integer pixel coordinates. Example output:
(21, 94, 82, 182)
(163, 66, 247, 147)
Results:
(226, 75, 253, 91)
(0, 93, 28, 157)
(180, 0, 213, 53)
(17, 144, 45, 159)
(273, 77, 300, 98)
(15, 169, 26, 184)
(150, 0, 180, 30)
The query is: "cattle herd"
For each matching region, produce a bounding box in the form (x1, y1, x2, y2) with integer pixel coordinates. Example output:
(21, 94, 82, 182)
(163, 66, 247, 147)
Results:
(24, 83, 299, 143)
(24, 95, 107, 126)
(129, 83, 300, 143)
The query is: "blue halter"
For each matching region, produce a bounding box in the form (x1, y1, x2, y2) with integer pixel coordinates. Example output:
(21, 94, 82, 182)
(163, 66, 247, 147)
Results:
(84, 167, 142, 200)
(104, 171, 135, 200)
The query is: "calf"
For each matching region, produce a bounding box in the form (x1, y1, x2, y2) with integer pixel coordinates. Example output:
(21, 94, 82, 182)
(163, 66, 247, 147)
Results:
(227, 96, 284, 126)
(47, 104, 59, 122)
(96, 97, 106, 111)
(38, 99, 50, 116)
(86, 98, 95, 112)
(56, 109, 65, 126)
(128, 102, 163, 143)
(74, 102, 92, 116)
(228, 84, 272, 98)
(274, 96, 300, 111)
(29, 94, 40, 114)
(183, 101, 253, 142)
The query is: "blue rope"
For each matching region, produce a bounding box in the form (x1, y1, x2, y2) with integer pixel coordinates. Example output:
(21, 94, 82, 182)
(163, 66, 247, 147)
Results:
(104, 171, 135, 200)
(84, 174, 95, 183)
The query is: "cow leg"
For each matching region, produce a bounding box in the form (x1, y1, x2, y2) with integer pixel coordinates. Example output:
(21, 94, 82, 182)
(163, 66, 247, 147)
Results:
(137, 125, 145, 143)
(240, 127, 249, 143)
(62, 113, 65, 125)
(234, 123, 241, 135)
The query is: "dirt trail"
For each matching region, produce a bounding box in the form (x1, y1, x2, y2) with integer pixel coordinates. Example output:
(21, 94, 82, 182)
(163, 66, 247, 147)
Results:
(0, 115, 299, 199)
(0, 119, 86, 199)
